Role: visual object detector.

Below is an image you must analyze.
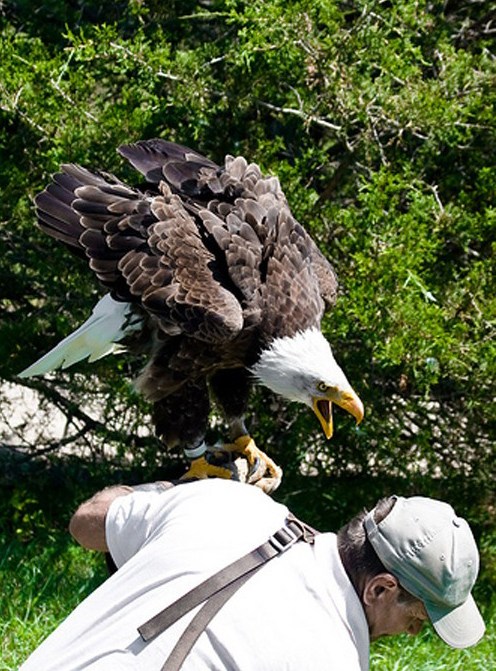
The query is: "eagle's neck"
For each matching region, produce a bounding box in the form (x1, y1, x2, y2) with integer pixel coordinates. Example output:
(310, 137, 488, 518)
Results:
(250, 328, 342, 404)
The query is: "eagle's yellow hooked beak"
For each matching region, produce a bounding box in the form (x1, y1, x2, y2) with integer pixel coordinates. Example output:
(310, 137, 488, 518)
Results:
(312, 388, 364, 439)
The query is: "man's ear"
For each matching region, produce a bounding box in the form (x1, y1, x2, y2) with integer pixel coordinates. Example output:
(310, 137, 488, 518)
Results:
(362, 573, 400, 607)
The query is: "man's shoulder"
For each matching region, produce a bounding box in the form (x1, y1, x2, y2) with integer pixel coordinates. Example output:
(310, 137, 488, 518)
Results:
(169, 479, 285, 510)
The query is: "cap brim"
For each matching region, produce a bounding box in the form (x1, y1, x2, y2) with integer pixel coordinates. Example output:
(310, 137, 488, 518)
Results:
(426, 593, 485, 649)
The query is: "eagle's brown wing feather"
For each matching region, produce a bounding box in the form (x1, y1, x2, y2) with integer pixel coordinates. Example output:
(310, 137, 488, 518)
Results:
(117, 140, 337, 320)
(198, 205, 263, 328)
(117, 139, 219, 195)
(35, 165, 244, 343)
(308, 239, 339, 309)
(259, 209, 325, 339)
(142, 189, 243, 341)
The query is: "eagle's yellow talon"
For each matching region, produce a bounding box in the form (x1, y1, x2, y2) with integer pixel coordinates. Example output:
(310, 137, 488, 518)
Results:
(180, 456, 234, 482)
(180, 437, 282, 493)
(231, 435, 256, 452)
(223, 435, 283, 493)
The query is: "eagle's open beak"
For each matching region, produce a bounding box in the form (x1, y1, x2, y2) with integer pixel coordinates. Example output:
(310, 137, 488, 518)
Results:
(312, 389, 364, 439)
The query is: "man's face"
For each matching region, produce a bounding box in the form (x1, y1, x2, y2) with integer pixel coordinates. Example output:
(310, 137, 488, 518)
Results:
(362, 573, 429, 640)
(369, 591, 428, 640)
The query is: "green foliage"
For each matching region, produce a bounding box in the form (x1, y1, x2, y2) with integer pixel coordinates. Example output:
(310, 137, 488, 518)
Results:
(1, 0, 494, 493)
(0, 2, 494, 661)
(0, 529, 107, 670)
(370, 617, 496, 670)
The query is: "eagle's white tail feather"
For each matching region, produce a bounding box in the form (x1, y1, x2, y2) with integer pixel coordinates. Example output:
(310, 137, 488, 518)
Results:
(19, 294, 141, 377)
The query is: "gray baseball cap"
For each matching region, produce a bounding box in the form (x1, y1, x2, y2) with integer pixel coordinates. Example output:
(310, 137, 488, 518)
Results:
(364, 496, 485, 648)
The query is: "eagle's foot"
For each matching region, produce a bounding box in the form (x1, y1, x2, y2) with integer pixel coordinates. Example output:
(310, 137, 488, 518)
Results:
(180, 437, 282, 493)
(180, 456, 234, 483)
(221, 435, 283, 494)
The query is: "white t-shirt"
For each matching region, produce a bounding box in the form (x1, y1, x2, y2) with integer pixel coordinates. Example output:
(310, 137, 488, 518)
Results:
(20, 479, 369, 670)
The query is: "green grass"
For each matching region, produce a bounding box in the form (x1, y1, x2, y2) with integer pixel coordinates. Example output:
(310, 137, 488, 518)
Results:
(0, 533, 107, 670)
(370, 610, 496, 670)
(2, 526, 494, 671)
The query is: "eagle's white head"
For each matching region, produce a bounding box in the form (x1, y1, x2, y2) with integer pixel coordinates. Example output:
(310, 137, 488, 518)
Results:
(250, 327, 364, 438)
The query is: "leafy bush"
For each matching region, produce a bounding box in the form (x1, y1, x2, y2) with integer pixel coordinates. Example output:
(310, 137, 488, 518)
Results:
(0, 1, 494, 521)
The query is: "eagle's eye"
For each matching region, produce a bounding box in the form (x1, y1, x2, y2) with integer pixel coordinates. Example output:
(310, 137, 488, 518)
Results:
(318, 381, 331, 393)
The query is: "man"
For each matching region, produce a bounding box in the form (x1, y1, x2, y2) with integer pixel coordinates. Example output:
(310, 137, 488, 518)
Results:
(20, 479, 485, 670)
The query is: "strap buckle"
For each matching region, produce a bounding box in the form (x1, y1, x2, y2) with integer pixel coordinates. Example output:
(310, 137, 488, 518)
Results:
(269, 520, 301, 553)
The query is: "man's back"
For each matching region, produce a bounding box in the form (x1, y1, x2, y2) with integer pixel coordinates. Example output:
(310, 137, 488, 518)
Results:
(21, 479, 369, 671)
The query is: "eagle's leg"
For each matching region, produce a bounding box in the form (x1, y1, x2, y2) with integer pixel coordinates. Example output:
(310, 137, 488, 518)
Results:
(208, 369, 283, 493)
(152, 382, 234, 483)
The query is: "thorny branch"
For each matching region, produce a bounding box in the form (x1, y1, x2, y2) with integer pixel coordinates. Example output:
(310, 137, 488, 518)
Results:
(6, 377, 161, 458)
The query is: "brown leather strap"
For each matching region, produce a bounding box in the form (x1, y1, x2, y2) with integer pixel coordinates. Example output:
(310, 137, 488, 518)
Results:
(139, 515, 315, 642)
(137, 514, 319, 670)
(160, 569, 257, 671)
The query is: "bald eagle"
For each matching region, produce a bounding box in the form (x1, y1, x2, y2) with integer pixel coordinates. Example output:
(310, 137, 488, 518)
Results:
(20, 140, 363, 491)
